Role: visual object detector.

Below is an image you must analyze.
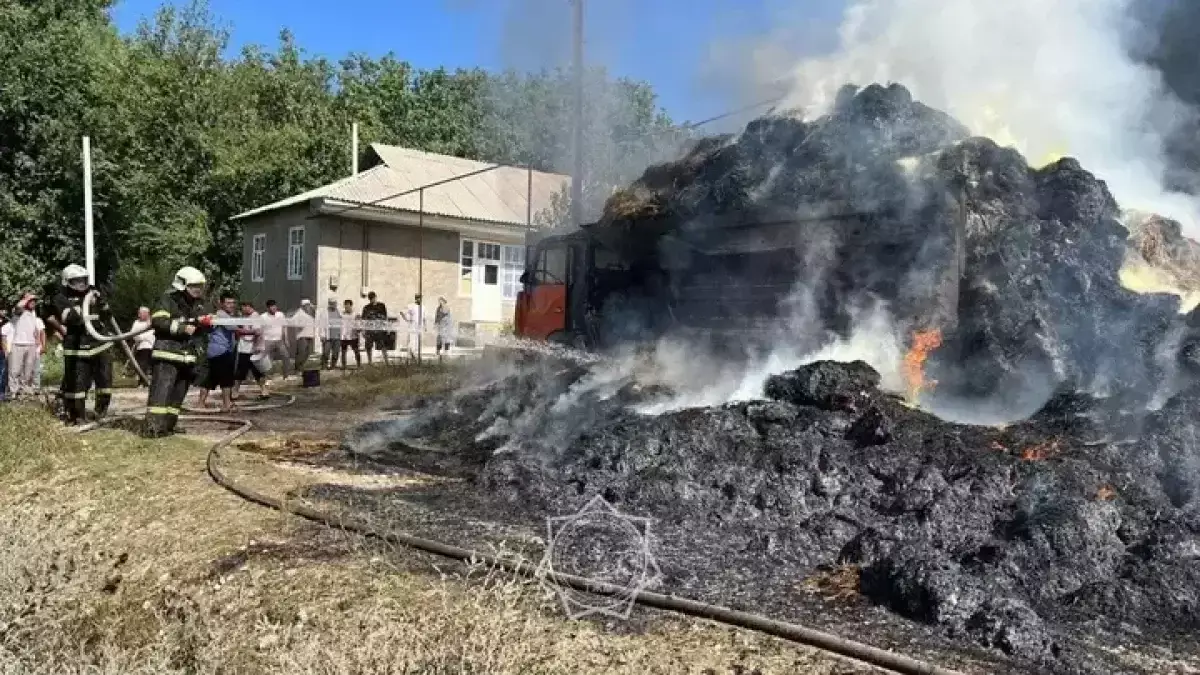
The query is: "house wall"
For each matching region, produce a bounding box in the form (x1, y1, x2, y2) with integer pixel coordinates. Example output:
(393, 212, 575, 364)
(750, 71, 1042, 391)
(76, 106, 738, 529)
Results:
(239, 204, 319, 310)
(240, 204, 526, 339)
(316, 217, 524, 336)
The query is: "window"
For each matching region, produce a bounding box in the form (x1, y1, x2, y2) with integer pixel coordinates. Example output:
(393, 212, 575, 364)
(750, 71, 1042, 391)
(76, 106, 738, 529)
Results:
(459, 240, 474, 296)
(287, 226, 305, 280)
(462, 239, 520, 297)
(535, 244, 568, 283)
(501, 245, 525, 300)
(478, 243, 500, 291)
(250, 234, 266, 282)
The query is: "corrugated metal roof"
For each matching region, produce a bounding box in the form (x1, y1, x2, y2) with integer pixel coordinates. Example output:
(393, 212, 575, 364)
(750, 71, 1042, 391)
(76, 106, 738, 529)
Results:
(232, 144, 570, 226)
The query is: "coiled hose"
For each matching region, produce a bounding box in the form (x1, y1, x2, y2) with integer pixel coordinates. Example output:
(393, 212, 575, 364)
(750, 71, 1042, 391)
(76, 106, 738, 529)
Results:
(80, 290, 151, 385)
(68, 367, 961, 674)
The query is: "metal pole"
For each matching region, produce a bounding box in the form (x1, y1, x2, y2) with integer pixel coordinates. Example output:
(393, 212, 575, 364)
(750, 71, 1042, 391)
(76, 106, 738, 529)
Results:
(570, 0, 584, 228)
(417, 188, 424, 365)
(352, 122, 359, 175)
(526, 165, 534, 230)
(83, 136, 95, 285)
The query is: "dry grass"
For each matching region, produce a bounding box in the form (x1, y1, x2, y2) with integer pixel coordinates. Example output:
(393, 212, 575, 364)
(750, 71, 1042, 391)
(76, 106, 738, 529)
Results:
(310, 362, 460, 407)
(0, 403, 883, 675)
(800, 565, 862, 603)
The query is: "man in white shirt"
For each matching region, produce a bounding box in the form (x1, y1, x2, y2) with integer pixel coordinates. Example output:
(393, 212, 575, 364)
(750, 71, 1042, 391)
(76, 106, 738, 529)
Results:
(290, 299, 317, 372)
(233, 301, 270, 399)
(129, 307, 155, 387)
(402, 293, 425, 361)
(7, 294, 40, 397)
(260, 299, 293, 380)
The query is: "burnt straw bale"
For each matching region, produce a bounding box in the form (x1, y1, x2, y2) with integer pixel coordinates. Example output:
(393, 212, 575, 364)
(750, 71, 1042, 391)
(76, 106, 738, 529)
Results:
(386, 84, 1200, 673)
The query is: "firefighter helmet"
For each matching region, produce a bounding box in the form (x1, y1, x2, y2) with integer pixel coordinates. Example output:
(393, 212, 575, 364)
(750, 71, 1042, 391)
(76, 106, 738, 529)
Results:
(61, 264, 89, 287)
(171, 266, 207, 292)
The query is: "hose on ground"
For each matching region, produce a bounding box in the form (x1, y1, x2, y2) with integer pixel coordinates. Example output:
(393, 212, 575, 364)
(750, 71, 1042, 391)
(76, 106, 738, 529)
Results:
(72, 398, 961, 675)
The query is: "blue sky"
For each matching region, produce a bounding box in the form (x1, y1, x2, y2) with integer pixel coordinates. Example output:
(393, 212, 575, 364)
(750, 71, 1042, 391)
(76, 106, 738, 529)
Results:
(110, 0, 846, 125)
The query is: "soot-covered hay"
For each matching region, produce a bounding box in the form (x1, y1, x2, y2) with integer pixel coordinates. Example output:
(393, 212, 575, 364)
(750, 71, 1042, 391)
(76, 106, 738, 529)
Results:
(400, 359, 1200, 673)
(377, 84, 1200, 673)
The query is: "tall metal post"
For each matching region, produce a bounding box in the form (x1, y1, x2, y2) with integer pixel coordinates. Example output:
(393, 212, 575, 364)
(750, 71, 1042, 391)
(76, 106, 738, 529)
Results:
(417, 188, 424, 365)
(570, 0, 584, 228)
(352, 122, 359, 175)
(83, 136, 95, 285)
(526, 165, 534, 230)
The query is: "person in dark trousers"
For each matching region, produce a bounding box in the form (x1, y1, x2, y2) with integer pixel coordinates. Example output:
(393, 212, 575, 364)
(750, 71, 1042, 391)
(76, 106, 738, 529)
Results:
(144, 266, 211, 437)
(361, 291, 389, 365)
(319, 298, 341, 369)
(339, 299, 361, 370)
(42, 264, 115, 424)
(0, 310, 9, 401)
(196, 294, 237, 412)
(232, 300, 270, 399)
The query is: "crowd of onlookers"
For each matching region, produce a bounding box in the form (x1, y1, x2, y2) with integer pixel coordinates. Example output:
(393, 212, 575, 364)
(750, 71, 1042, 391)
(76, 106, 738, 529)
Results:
(0, 294, 48, 400)
(0, 290, 456, 404)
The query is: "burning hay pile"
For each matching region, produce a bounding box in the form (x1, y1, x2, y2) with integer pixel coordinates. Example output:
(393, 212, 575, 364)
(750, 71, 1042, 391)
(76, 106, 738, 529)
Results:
(379, 84, 1200, 672)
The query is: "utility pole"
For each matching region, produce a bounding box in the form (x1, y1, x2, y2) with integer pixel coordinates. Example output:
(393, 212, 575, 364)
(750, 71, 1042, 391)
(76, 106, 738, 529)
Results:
(571, 0, 584, 229)
(351, 122, 359, 175)
(83, 136, 95, 286)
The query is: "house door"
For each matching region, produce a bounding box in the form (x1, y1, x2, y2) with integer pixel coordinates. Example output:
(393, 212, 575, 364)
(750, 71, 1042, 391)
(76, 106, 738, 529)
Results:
(471, 242, 503, 323)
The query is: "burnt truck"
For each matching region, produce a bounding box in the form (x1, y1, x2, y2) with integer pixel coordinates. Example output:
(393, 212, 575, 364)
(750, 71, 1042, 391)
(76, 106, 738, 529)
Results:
(513, 198, 968, 358)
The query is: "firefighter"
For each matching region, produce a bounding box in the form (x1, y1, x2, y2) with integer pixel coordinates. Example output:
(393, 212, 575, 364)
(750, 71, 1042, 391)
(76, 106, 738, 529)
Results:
(42, 264, 114, 424)
(143, 266, 213, 437)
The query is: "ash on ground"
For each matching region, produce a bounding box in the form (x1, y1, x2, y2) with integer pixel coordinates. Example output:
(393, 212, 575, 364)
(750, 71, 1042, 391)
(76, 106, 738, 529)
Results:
(345, 85, 1200, 674)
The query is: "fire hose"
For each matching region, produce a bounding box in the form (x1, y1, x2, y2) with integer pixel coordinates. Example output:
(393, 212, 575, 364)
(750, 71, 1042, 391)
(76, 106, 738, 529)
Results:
(66, 329, 962, 675)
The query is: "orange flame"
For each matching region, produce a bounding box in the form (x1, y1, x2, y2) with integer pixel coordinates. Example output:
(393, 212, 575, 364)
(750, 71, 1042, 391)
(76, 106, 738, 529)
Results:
(903, 329, 943, 401)
(1020, 438, 1060, 461)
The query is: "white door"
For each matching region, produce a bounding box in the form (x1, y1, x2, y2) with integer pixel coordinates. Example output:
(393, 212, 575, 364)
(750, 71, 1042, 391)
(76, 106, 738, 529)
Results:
(471, 241, 503, 322)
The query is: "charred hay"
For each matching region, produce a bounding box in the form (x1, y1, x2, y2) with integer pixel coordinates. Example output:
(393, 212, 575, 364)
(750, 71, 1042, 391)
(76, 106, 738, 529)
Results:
(380, 84, 1200, 672)
(399, 359, 1200, 672)
(589, 83, 1188, 409)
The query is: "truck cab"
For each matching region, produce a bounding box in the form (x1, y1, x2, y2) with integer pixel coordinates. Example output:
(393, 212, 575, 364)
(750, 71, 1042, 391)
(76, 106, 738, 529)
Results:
(514, 230, 595, 347)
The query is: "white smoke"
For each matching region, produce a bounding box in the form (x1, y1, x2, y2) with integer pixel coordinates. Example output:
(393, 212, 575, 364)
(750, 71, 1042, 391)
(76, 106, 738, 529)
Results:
(751, 0, 1200, 234)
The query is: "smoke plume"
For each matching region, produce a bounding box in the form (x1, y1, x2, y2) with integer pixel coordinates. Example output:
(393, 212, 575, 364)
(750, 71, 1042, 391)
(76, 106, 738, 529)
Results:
(743, 0, 1200, 234)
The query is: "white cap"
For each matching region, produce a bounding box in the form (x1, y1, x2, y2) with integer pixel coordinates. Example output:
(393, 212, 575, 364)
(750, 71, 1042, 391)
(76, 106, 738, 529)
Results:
(300, 298, 311, 306)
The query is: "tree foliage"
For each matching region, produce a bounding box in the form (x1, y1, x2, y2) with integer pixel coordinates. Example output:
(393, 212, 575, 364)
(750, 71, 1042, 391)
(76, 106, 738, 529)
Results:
(0, 0, 678, 305)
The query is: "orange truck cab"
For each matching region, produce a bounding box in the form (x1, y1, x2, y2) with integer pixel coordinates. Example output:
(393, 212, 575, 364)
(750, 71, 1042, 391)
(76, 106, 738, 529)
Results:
(514, 230, 592, 347)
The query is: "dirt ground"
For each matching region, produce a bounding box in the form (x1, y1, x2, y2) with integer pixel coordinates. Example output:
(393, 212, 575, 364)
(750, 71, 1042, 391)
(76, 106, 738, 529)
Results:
(0, 364, 894, 675)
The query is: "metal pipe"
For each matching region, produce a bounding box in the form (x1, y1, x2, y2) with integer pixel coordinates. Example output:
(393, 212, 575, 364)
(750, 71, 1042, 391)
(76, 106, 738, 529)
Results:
(83, 136, 95, 286)
(351, 122, 359, 176)
(526, 165, 533, 230)
(571, 0, 585, 229)
(417, 188, 424, 365)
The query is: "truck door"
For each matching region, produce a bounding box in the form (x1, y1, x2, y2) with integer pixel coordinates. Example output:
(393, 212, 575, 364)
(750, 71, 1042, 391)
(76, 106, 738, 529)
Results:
(515, 241, 569, 341)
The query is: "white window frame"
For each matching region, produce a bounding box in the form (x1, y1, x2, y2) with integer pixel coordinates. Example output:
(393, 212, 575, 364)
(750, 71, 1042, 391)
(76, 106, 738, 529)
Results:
(459, 238, 474, 298)
(250, 234, 266, 282)
(500, 244, 525, 300)
(460, 237, 517, 298)
(287, 226, 305, 281)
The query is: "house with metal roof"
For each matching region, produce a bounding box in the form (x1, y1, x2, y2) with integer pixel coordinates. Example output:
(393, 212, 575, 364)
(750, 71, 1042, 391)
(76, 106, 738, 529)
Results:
(232, 143, 570, 333)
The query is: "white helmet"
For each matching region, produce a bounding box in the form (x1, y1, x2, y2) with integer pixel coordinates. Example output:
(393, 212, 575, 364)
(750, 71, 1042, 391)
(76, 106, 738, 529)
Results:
(61, 264, 89, 287)
(172, 266, 207, 292)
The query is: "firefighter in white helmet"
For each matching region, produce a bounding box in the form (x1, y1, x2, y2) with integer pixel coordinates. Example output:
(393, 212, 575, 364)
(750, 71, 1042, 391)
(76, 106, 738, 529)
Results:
(143, 266, 213, 437)
(41, 264, 114, 424)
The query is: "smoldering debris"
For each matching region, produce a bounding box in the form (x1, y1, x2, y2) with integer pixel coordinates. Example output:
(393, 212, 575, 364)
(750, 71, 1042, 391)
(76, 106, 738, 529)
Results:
(398, 359, 1200, 672)
(364, 84, 1200, 672)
